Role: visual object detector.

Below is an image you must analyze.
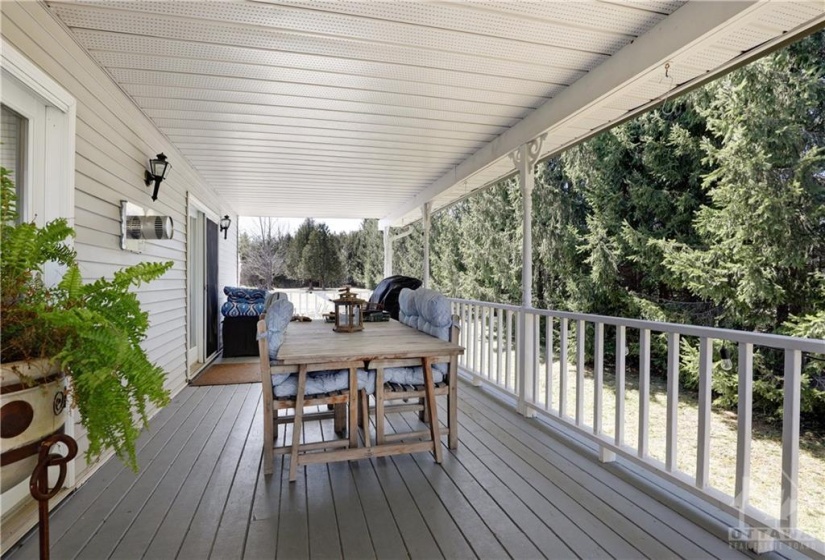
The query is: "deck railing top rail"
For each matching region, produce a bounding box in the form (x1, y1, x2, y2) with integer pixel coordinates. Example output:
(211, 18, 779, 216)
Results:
(450, 297, 825, 354)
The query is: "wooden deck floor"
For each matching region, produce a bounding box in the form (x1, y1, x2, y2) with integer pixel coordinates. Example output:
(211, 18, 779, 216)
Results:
(6, 380, 754, 560)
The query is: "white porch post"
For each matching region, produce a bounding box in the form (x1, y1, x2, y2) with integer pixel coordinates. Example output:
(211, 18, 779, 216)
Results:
(383, 226, 393, 278)
(421, 201, 431, 288)
(510, 134, 545, 417)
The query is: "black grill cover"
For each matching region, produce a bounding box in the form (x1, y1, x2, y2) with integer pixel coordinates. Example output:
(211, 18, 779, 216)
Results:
(369, 275, 422, 320)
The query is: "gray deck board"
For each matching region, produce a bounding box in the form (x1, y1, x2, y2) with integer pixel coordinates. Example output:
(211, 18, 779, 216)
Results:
(304, 420, 343, 560)
(144, 384, 254, 560)
(445, 401, 656, 559)
(75, 385, 224, 560)
(110, 385, 238, 560)
(320, 420, 376, 560)
(5, 380, 753, 560)
(175, 385, 260, 559)
(11, 387, 199, 560)
(458, 388, 750, 560)
(387, 413, 509, 560)
(347, 459, 408, 559)
(47, 387, 211, 559)
(210, 396, 264, 560)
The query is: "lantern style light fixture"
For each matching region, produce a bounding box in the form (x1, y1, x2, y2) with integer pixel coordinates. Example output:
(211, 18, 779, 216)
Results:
(144, 153, 171, 202)
(219, 215, 232, 240)
(333, 286, 365, 333)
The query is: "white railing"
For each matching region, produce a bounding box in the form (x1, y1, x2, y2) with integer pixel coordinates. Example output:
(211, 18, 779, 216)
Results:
(451, 298, 825, 557)
(278, 288, 372, 318)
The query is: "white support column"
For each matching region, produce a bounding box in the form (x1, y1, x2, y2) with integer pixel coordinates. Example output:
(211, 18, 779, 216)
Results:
(421, 201, 431, 289)
(383, 226, 393, 278)
(510, 134, 545, 418)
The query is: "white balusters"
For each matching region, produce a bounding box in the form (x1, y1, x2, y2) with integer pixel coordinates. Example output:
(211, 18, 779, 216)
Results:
(594, 322, 604, 435)
(559, 317, 569, 419)
(576, 319, 585, 426)
(545, 316, 554, 413)
(734, 343, 752, 509)
(505, 309, 513, 392)
(697, 337, 712, 489)
(615, 325, 626, 448)
(780, 349, 801, 530)
(447, 297, 823, 549)
(638, 328, 651, 458)
(665, 332, 680, 472)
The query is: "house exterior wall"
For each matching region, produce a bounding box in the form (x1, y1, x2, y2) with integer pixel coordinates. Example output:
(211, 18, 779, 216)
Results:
(1, 1, 238, 487)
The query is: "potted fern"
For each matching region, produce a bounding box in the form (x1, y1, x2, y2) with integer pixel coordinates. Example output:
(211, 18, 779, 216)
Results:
(1, 167, 172, 496)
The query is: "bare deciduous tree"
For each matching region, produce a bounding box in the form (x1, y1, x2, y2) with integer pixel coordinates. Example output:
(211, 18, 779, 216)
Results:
(239, 217, 289, 289)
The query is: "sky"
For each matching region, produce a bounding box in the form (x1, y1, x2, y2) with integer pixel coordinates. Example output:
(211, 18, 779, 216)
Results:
(239, 216, 362, 236)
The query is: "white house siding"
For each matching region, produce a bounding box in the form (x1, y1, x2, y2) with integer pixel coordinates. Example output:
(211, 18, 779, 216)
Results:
(1, 2, 239, 484)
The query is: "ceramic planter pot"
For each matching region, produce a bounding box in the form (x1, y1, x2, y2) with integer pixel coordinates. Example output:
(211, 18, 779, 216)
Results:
(0, 359, 67, 496)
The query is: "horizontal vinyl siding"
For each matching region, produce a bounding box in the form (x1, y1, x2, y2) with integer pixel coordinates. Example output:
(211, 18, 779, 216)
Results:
(1, 1, 238, 487)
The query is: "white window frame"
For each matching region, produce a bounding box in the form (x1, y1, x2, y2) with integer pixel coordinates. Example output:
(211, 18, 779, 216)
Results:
(1, 38, 76, 239)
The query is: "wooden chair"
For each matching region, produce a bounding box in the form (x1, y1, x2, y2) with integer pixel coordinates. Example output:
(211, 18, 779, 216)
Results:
(257, 318, 362, 481)
(370, 315, 460, 452)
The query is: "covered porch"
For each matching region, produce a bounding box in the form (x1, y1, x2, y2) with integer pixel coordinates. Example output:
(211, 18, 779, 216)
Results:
(1, 1, 824, 558)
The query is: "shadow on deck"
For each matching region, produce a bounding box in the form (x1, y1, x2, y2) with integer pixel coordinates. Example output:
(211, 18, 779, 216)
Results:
(6, 380, 754, 559)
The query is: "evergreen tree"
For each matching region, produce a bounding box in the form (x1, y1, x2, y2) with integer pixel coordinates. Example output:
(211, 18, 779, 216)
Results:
(301, 223, 343, 288)
(339, 219, 383, 288)
(393, 223, 424, 280)
(561, 99, 711, 320)
(660, 34, 825, 331)
(287, 218, 316, 280)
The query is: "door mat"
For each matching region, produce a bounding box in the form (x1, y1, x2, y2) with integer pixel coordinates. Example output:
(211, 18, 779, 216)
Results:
(191, 362, 260, 386)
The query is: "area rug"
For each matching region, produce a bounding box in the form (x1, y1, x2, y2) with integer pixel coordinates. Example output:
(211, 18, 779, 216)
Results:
(191, 362, 260, 386)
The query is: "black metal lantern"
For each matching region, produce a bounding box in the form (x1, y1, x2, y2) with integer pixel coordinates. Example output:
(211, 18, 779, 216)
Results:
(333, 286, 365, 333)
(219, 215, 231, 240)
(144, 153, 171, 202)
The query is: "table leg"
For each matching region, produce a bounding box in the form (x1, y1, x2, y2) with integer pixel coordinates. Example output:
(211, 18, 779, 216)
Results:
(422, 357, 443, 464)
(289, 365, 307, 482)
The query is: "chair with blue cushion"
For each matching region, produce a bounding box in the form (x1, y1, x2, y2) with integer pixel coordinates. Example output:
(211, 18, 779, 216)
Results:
(257, 299, 366, 481)
(371, 287, 460, 450)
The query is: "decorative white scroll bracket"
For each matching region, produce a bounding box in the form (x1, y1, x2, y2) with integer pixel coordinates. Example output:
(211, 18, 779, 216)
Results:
(508, 133, 547, 179)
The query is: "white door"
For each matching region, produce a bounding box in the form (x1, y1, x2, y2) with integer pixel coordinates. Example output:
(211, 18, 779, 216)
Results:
(188, 208, 206, 372)
(187, 198, 220, 374)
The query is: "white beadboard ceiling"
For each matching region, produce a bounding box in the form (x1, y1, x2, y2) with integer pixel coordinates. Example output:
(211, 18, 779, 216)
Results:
(48, 0, 825, 225)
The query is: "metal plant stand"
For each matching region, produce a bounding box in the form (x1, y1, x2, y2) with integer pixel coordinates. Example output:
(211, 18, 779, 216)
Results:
(29, 434, 77, 560)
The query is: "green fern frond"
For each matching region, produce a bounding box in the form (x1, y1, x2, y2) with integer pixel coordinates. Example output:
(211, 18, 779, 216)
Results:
(2, 167, 172, 470)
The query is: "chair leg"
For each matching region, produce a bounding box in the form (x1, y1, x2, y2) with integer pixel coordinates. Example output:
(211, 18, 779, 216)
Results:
(348, 367, 358, 449)
(448, 364, 458, 450)
(359, 389, 371, 448)
(333, 403, 346, 437)
(418, 397, 428, 423)
(375, 367, 385, 445)
(422, 358, 442, 464)
(263, 407, 274, 475)
(289, 365, 307, 482)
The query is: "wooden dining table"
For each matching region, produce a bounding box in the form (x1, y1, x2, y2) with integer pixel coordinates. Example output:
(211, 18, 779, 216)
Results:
(273, 318, 463, 473)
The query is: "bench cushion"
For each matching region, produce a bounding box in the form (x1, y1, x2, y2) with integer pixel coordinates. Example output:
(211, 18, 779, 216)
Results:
(273, 368, 375, 398)
(383, 365, 445, 385)
(397, 287, 452, 375)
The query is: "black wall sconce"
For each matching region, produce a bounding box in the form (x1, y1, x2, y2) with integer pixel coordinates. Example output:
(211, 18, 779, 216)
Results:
(220, 215, 232, 240)
(144, 153, 171, 202)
